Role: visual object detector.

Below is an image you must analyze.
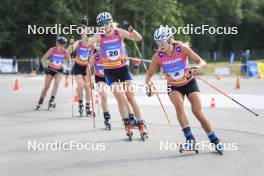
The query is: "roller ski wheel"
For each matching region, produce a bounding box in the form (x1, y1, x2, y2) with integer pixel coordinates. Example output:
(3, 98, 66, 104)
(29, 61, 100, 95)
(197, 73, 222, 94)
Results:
(104, 121, 111, 131)
(86, 110, 95, 117)
(140, 133, 148, 141)
(216, 149, 223, 155)
(35, 104, 41, 111)
(138, 121, 148, 141)
(79, 104, 83, 117)
(178, 145, 199, 154)
(79, 109, 83, 117)
(106, 123, 111, 131)
(35, 104, 41, 110)
(48, 101, 56, 110)
(127, 131, 133, 142)
(212, 139, 224, 155)
(179, 137, 199, 154)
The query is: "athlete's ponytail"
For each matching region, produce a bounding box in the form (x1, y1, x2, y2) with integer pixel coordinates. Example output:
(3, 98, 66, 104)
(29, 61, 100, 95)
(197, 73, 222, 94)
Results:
(111, 22, 119, 29)
(168, 37, 190, 48)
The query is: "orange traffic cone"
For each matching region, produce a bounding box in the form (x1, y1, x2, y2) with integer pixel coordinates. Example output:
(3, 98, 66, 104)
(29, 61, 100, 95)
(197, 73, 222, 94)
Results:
(74, 87, 78, 102)
(13, 79, 20, 91)
(235, 77, 240, 89)
(64, 76, 69, 87)
(216, 74, 222, 80)
(210, 98, 216, 108)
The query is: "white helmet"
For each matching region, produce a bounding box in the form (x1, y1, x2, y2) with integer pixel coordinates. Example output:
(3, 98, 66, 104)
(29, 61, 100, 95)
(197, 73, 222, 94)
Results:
(96, 12, 112, 24)
(154, 26, 173, 42)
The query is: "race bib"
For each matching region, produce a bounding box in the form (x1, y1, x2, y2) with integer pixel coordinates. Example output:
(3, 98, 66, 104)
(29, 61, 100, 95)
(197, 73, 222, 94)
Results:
(106, 48, 121, 61)
(79, 48, 89, 61)
(52, 55, 64, 66)
(168, 69, 185, 81)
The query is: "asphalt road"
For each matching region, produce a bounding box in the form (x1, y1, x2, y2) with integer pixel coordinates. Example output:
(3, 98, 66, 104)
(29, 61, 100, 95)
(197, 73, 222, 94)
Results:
(0, 74, 264, 176)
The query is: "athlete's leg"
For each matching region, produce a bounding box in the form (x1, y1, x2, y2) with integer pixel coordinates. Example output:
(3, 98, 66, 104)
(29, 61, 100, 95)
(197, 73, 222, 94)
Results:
(169, 91, 189, 127)
(51, 73, 63, 97)
(97, 81, 109, 112)
(187, 92, 212, 133)
(75, 75, 85, 102)
(123, 80, 141, 120)
(169, 91, 195, 141)
(84, 75, 91, 102)
(187, 91, 223, 150)
(111, 82, 129, 117)
(39, 74, 53, 104)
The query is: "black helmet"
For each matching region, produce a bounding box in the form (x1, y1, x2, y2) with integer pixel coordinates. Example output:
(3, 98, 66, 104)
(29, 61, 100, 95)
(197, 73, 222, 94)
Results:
(56, 36, 67, 45)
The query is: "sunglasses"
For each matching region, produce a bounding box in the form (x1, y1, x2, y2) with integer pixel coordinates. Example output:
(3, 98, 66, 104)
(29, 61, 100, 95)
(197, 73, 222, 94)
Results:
(155, 40, 168, 47)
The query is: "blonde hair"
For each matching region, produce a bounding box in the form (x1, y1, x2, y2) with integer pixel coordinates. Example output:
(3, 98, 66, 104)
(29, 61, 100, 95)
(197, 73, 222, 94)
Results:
(168, 37, 190, 47)
(112, 22, 119, 28)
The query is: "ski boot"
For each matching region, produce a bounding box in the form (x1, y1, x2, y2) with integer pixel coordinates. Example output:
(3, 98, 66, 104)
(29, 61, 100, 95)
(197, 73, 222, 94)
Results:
(86, 104, 94, 117)
(103, 112, 111, 131)
(78, 103, 84, 117)
(129, 113, 137, 128)
(123, 118, 133, 141)
(137, 120, 148, 141)
(35, 98, 44, 110)
(179, 136, 199, 154)
(48, 99, 56, 110)
(210, 137, 224, 155)
(35, 103, 42, 110)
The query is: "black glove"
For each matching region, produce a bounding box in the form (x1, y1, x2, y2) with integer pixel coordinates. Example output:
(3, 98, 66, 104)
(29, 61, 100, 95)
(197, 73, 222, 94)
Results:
(122, 20, 133, 32)
(146, 85, 153, 97)
(81, 16, 89, 25)
(43, 67, 49, 74)
(65, 70, 70, 76)
(70, 52, 76, 58)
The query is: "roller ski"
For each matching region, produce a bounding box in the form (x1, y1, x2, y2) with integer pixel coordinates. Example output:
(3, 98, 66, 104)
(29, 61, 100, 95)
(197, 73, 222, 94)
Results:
(129, 113, 138, 128)
(35, 98, 43, 110)
(138, 121, 148, 141)
(47, 100, 56, 110)
(86, 104, 95, 117)
(78, 103, 84, 117)
(123, 118, 133, 141)
(103, 112, 111, 131)
(179, 136, 199, 154)
(35, 103, 42, 110)
(211, 138, 224, 155)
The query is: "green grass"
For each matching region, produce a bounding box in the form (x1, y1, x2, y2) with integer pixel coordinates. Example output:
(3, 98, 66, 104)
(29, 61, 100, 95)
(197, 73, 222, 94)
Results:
(200, 59, 264, 76)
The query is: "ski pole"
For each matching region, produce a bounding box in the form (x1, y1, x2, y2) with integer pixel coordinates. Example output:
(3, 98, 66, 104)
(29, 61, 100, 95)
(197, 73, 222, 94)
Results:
(95, 85, 101, 117)
(87, 62, 96, 131)
(196, 76, 259, 117)
(70, 36, 75, 118)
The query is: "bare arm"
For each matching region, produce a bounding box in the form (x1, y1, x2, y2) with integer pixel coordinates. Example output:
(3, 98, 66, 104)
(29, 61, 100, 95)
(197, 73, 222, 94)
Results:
(182, 45, 206, 68)
(145, 54, 160, 85)
(40, 48, 52, 68)
(82, 26, 100, 46)
(119, 28, 142, 41)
